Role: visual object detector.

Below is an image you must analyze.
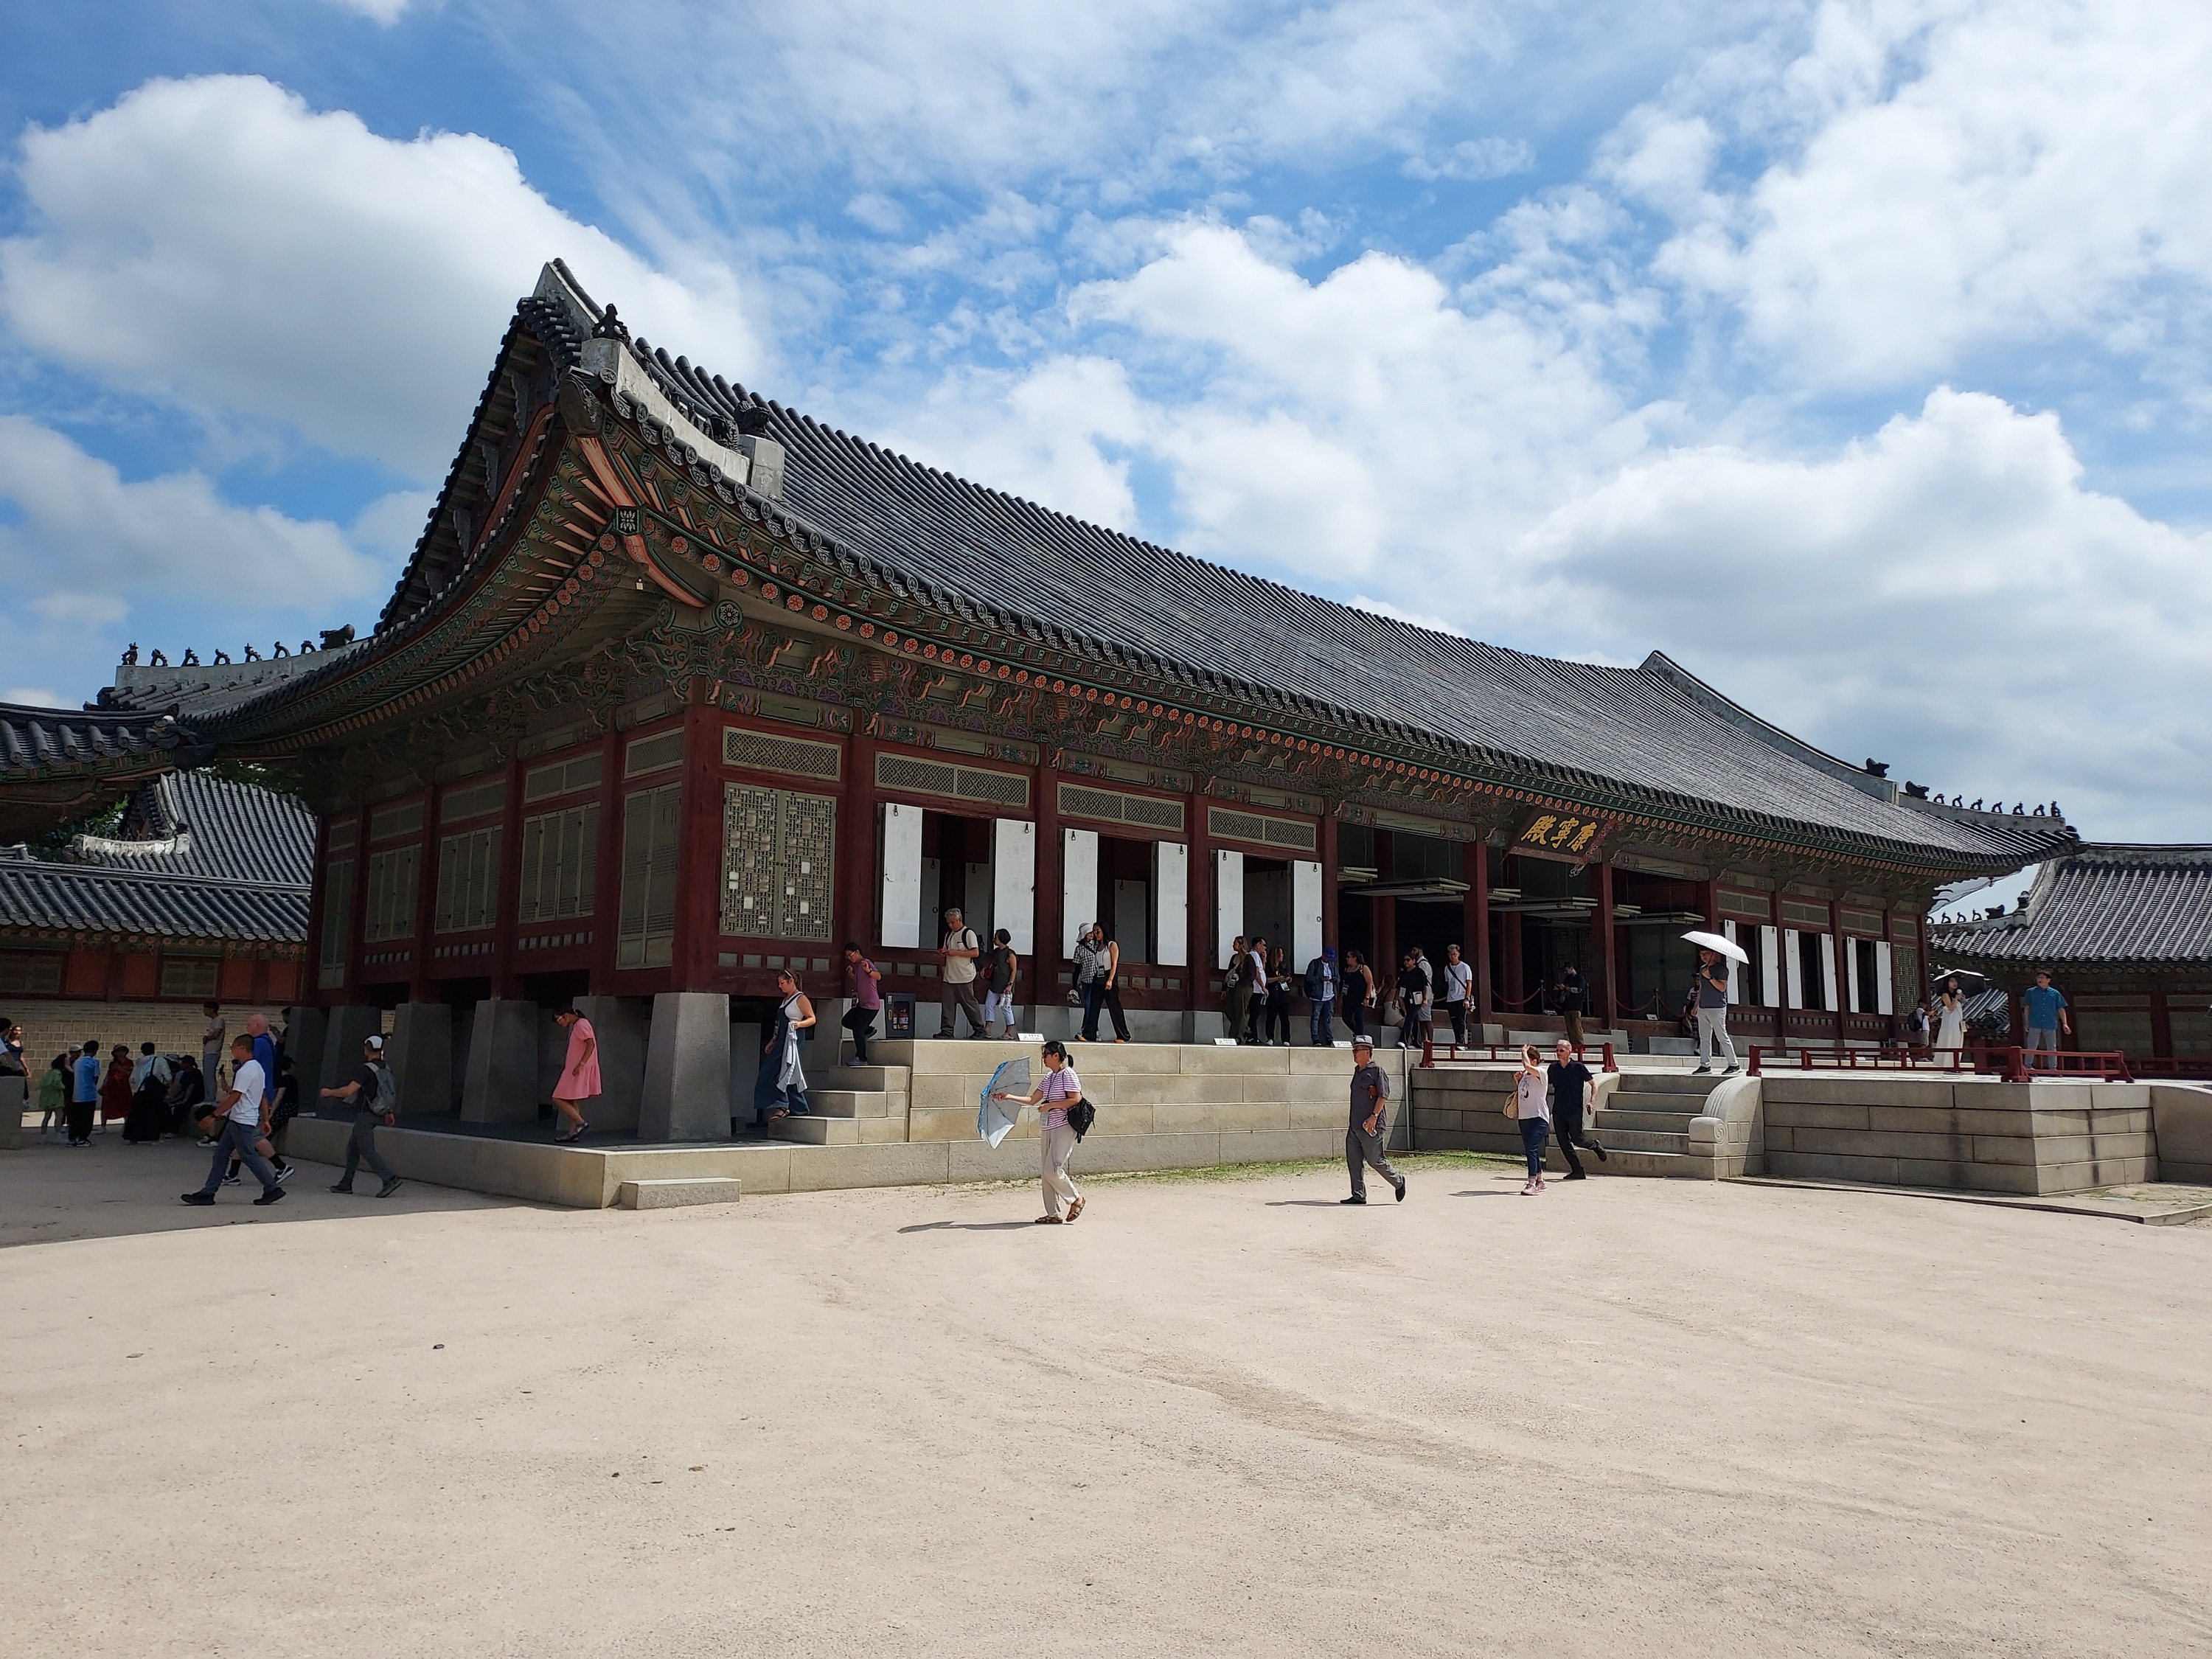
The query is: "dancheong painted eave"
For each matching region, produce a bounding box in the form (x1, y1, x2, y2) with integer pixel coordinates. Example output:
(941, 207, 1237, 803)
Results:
(100, 260, 2073, 880)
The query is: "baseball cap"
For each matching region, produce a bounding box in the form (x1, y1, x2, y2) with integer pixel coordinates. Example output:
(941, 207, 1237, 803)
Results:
(364, 1034, 385, 1052)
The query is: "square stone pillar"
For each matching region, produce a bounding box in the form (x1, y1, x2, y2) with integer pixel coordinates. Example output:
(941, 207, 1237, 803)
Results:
(282, 1006, 327, 1099)
(639, 991, 731, 1141)
(0, 1076, 25, 1150)
(462, 999, 541, 1124)
(569, 995, 648, 1135)
(318, 1006, 383, 1097)
(388, 1003, 453, 1120)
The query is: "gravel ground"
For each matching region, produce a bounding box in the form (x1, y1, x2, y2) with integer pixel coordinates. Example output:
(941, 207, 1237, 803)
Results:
(4, 1138, 2208, 1658)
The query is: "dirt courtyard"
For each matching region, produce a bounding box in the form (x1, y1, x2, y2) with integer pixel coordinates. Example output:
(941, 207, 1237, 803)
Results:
(4, 1138, 2208, 1658)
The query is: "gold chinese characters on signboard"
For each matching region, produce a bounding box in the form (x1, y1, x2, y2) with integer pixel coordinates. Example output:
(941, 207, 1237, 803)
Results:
(1512, 807, 1607, 863)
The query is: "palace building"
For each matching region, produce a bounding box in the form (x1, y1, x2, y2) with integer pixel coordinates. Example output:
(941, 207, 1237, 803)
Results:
(1929, 844, 2212, 1071)
(68, 260, 2074, 1127)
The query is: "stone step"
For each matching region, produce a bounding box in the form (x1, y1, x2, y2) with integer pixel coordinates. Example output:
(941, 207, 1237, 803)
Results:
(807, 1088, 900, 1119)
(618, 1177, 743, 1210)
(1615, 1073, 1736, 1096)
(1587, 1127, 1694, 1155)
(1554, 1147, 1709, 1179)
(771, 1113, 860, 1146)
(815, 1065, 912, 1092)
(1594, 1107, 1703, 1133)
(1606, 1090, 1714, 1114)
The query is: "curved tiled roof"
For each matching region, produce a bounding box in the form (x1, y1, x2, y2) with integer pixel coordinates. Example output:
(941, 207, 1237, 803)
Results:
(0, 854, 307, 944)
(67, 771, 316, 888)
(1928, 846, 2212, 965)
(609, 296, 2071, 869)
(0, 703, 206, 777)
(100, 263, 2073, 875)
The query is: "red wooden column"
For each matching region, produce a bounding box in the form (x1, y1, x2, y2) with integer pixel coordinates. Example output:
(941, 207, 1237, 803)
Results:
(1371, 829, 1396, 997)
(490, 751, 526, 998)
(344, 804, 372, 1001)
(674, 701, 723, 990)
(589, 727, 623, 992)
(1319, 814, 1340, 958)
(1594, 857, 1618, 1028)
(302, 815, 333, 1009)
(1829, 900, 1846, 1043)
(842, 731, 879, 950)
(408, 790, 440, 1002)
(1464, 838, 1492, 1020)
(1186, 782, 1214, 1023)
(1500, 849, 1524, 1017)
(2151, 986, 2174, 1060)
(1035, 756, 1063, 989)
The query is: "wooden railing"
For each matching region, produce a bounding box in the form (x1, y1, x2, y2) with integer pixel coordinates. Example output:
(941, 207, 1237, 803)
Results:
(1747, 1044, 2135, 1082)
(1422, 1038, 1617, 1074)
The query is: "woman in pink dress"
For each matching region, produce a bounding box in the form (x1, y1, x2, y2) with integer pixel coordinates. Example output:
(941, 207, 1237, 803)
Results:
(552, 1008, 599, 1142)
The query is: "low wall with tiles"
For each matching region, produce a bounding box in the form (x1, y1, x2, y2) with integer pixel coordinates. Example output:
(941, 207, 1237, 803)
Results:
(1761, 1076, 2157, 1195)
(1, 1000, 291, 1071)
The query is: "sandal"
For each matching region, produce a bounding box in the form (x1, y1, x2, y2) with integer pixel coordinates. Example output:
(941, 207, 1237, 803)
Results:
(1066, 1196, 1085, 1222)
(1034, 1214, 1064, 1224)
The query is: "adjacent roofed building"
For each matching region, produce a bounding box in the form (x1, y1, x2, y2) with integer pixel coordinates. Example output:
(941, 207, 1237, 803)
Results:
(1928, 845, 2212, 1068)
(0, 769, 313, 1018)
(63, 260, 2076, 1124)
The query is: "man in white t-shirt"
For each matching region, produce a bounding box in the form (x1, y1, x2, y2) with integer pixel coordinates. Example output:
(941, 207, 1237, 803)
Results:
(1439, 944, 1475, 1046)
(181, 1035, 286, 1207)
(937, 906, 987, 1039)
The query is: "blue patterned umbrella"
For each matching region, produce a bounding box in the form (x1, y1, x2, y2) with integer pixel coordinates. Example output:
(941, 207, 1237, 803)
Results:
(979, 1057, 1031, 1148)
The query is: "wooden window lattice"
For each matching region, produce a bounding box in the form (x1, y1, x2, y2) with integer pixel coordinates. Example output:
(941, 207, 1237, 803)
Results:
(518, 804, 599, 923)
(617, 784, 683, 968)
(722, 784, 838, 943)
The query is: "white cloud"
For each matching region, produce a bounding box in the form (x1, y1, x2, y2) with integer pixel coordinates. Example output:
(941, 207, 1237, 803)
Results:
(1404, 136, 1535, 182)
(2, 687, 65, 709)
(327, 0, 413, 21)
(0, 75, 763, 479)
(0, 416, 381, 611)
(1652, 0, 2212, 386)
(1514, 389, 2212, 836)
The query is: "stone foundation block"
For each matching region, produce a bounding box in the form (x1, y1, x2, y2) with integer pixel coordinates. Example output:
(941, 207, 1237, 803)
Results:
(639, 992, 732, 1142)
(619, 1177, 742, 1209)
(570, 995, 648, 1134)
(461, 1000, 540, 1124)
(319, 1006, 383, 1095)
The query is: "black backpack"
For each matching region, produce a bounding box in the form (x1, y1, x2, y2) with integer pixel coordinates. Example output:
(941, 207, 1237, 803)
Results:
(1068, 1099, 1096, 1141)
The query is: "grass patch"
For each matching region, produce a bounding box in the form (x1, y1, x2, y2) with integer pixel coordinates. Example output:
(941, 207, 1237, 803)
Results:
(1086, 1150, 1521, 1187)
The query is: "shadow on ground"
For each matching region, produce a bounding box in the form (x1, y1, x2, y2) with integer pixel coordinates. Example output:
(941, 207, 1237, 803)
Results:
(0, 1136, 514, 1250)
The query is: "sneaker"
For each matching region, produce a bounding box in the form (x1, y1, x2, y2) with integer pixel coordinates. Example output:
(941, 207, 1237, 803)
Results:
(1722, 1064, 1741, 1074)
(329, 1182, 355, 1194)
(1564, 1170, 1588, 1180)
(1691, 1065, 1712, 1075)
(180, 1192, 216, 1206)
(253, 1186, 288, 1206)
(1394, 1178, 1407, 1203)
(222, 1173, 241, 1186)
(1592, 1141, 1608, 1162)
(274, 1164, 294, 1185)
(196, 1135, 216, 1148)
(1115, 1037, 1130, 1044)
(1340, 1194, 1367, 1205)
(377, 1178, 403, 1199)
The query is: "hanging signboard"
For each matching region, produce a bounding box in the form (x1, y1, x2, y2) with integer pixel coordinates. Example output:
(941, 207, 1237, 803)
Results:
(1510, 807, 1610, 865)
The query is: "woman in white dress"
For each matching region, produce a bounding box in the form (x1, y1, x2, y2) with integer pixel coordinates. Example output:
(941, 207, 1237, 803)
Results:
(754, 968, 817, 1128)
(1934, 979, 1968, 1054)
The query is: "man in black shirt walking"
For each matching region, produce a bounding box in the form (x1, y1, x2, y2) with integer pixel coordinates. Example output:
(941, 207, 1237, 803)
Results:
(1547, 1037, 1606, 1179)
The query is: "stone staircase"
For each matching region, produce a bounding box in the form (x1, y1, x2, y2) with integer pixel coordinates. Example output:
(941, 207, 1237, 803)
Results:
(1584, 1070, 1736, 1178)
(766, 1060, 911, 1146)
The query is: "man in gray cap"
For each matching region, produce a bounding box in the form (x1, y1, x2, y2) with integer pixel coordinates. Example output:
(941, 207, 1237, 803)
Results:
(1343, 1035, 1405, 1205)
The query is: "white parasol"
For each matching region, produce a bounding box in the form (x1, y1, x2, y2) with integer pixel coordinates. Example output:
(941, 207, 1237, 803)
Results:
(1681, 929, 1749, 964)
(978, 1057, 1031, 1148)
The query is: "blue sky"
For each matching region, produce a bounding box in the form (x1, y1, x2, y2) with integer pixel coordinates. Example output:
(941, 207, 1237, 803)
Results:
(1, 0, 2207, 849)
